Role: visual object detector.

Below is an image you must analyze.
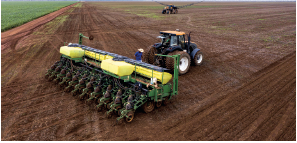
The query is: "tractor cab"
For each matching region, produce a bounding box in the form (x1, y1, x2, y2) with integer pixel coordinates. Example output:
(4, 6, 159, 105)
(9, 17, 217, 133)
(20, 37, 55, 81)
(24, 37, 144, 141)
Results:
(155, 30, 187, 53)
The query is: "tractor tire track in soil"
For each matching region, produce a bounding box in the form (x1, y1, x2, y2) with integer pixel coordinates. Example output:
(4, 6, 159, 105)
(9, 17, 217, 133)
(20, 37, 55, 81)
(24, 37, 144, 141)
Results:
(1, 2, 295, 141)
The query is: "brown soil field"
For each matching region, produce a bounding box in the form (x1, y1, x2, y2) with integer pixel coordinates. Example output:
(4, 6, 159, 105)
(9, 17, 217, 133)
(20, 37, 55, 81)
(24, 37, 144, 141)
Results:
(1, 2, 296, 141)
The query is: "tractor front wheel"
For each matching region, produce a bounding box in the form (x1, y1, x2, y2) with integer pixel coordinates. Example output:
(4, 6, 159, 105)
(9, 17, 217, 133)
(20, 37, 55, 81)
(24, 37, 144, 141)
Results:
(193, 51, 203, 66)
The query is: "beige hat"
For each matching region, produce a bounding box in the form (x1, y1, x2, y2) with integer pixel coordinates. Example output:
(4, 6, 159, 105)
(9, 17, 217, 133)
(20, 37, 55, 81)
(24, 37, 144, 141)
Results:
(138, 49, 144, 52)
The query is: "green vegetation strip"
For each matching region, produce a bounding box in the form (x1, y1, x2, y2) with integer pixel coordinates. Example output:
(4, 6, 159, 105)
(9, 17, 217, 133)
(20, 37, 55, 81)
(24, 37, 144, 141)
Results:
(1, 1, 77, 32)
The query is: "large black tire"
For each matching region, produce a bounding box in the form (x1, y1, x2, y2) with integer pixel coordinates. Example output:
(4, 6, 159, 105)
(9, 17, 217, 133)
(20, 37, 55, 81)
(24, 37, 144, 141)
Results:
(143, 46, 157, 64)
(165, 51, 177, 71)
(142, 101, 155, 113)
(189, 43, 203, 66)
(193, 51, 203, 66)
(166, 51, 191, 75)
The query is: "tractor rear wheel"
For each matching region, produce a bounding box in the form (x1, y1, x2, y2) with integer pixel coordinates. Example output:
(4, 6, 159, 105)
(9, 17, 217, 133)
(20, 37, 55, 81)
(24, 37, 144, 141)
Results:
(193, 51, 203, 66)
(142, 101, 155, 113)
(166, 51, 191, 75)
(165, 51, 177, 71)
(143, 46, 157, 64)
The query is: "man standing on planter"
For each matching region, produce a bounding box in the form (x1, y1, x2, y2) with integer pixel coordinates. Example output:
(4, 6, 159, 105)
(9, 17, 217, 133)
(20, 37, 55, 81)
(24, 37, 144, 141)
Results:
(134, 49, 144, 62)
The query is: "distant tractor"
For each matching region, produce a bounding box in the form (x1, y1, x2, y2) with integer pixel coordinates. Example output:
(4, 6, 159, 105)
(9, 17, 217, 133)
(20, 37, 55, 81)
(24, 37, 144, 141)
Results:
(156, 1, 203, 14)
(162, 4, 178, 14)
(143, 29, 203, 75)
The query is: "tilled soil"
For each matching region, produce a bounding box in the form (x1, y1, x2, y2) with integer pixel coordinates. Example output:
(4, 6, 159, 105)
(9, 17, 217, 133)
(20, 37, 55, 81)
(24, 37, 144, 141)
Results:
(1, 2, 296, 141)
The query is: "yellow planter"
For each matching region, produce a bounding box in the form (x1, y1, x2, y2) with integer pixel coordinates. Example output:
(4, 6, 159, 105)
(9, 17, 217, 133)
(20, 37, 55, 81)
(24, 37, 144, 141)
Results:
(133, 65, 172, 84)
(85, 51, 106, 61)
(60, 46, 173, 84)
(101, 59, 134, 76)
(84, 51, 114, 61)
(60, 46, 84, 58)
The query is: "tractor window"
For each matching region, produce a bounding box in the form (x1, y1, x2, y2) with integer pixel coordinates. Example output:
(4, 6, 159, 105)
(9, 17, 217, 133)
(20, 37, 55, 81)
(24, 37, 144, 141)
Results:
(161, 34, 170, 45)
(170, 36, 178, 46)
(178, 35, 185, 49)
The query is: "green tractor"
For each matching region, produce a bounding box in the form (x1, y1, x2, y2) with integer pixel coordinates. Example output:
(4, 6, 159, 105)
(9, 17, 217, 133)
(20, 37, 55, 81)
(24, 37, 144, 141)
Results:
(143, 29, 203, 75)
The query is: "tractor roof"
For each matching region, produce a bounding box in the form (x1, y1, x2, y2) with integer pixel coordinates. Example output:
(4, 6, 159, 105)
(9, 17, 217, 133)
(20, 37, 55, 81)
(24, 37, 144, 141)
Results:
(160, 31, 185, 36)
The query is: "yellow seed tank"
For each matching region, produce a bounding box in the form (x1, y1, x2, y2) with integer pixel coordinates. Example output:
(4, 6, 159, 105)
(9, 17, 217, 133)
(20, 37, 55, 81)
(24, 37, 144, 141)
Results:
(61, 44, 172, 84)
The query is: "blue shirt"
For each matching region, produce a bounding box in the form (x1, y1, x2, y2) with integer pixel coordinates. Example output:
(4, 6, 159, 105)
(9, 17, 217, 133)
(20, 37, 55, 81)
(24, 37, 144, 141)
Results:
(135, 51, 143, 61)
